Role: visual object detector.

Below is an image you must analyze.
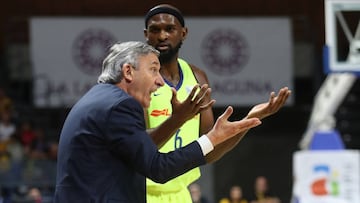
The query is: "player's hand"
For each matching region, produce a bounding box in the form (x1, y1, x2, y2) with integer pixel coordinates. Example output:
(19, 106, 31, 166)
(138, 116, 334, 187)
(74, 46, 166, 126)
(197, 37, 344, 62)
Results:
(170, 84, 215, 123)
(246, 87, 291, 120)
(206, 106, 261, 146)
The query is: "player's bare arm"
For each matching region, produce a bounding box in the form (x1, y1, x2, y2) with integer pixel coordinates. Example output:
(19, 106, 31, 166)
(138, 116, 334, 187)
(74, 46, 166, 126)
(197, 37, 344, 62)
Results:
(191, 64, 215, 135)
(205, 87, 291, 163)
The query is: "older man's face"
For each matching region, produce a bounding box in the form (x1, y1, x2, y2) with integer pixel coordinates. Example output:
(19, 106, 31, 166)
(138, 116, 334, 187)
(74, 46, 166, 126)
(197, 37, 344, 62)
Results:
(129, 53, 164, 108)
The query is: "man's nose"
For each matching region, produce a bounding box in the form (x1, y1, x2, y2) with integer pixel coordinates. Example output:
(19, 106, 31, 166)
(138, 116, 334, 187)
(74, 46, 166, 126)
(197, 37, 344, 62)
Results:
(159, 30, 169, 40)
(156, 73, 165, 87)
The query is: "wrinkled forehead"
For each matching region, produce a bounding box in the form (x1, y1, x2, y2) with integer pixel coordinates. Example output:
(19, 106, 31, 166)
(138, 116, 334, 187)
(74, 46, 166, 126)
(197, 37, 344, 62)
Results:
(147, 13, 180, 27)
(137, 53, 160, 68)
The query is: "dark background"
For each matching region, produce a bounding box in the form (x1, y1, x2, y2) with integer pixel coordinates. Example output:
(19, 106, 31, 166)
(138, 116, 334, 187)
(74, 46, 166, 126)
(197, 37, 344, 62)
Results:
(1, 0, 359, 202)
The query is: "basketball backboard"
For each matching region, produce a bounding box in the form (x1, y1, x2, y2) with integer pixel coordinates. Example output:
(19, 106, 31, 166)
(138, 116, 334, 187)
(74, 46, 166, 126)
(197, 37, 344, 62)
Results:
(324, 0, 360, 74)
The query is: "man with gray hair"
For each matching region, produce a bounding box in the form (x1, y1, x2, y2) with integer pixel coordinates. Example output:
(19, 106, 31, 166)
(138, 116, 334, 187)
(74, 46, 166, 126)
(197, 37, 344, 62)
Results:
(54, 41, 263, 203)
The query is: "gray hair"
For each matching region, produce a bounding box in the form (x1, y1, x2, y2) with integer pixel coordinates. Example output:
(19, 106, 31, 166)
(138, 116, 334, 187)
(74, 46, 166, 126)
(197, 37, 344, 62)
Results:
(97, 41, 159, 84)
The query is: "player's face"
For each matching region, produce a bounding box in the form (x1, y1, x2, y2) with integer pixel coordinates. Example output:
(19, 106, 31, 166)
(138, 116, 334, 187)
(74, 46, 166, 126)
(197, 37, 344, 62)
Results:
(130, 53, 164, 108)
(144, 14, 187, 63)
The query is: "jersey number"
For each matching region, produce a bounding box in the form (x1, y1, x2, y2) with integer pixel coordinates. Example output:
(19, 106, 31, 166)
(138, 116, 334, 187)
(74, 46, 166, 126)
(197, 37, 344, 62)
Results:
(174, 129, 182, 149)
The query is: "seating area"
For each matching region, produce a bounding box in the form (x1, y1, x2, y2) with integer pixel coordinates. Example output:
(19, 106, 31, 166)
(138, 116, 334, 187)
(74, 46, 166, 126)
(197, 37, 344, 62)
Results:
(0, 159, 56, 203)
(0, 86, 66, 202)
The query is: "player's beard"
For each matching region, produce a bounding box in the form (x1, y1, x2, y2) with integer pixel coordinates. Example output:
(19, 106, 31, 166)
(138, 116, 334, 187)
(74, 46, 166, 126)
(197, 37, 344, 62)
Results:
(158, 41, 182, 64)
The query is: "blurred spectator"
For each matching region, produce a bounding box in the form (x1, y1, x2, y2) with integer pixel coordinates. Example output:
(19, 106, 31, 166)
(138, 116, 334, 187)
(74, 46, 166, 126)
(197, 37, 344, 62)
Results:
(0, 111, 16, 143)
(6, 133, 25, 180)
(0, 147, 10, 172)
(249, 176, 280, 203)
(19, 120, 36, 150)
(189, 183, 212, 203)
(219, 185, 248, 203)
(27, 187, 43, 203)
(28, 128, 50, 159)
(0, 111, 17, 172)
(6, 133, 24, 163)
(0, 87, 13, 116)
(11, 185, 29, 202)
(47, 142, 58, 160)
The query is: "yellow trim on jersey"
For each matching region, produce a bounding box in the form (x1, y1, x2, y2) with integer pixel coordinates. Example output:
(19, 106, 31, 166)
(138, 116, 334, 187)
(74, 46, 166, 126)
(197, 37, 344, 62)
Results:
(146, 58, 201, 193)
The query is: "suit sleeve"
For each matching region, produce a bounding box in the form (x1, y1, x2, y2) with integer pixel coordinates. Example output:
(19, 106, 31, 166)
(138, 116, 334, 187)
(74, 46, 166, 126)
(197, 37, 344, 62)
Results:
(105, 98, 206, 183)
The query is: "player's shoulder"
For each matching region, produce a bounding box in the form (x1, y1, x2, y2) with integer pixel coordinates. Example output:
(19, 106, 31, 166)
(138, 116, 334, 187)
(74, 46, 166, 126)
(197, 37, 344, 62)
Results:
(189, 63, 209, 85)
(178, 58, 209, 84)
(189, 63, 205, 74)
(182, 58, 207, 75)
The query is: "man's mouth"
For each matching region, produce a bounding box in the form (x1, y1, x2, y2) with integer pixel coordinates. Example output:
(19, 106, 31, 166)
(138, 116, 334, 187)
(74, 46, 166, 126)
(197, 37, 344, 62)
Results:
(156, 44, 170, 51)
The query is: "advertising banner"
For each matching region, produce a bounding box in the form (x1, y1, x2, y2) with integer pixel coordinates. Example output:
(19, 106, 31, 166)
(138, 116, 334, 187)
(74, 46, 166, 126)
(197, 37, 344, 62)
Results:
(292, 150, 360, 203)
(31, 17, 293, 107)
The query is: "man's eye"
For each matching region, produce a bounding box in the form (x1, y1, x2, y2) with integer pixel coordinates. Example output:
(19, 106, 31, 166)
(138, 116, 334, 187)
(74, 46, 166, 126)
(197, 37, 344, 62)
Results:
(166, 27, 175, 32)
(149, 28, 160, 33)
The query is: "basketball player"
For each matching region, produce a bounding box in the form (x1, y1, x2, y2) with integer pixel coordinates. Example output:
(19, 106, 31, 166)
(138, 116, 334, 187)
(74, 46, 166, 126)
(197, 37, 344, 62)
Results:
(143, 4, 291, 203)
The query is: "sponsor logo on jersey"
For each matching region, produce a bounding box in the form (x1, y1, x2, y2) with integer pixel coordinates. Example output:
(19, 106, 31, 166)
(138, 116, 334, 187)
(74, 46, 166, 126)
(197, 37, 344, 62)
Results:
(150, 109, 171, 117)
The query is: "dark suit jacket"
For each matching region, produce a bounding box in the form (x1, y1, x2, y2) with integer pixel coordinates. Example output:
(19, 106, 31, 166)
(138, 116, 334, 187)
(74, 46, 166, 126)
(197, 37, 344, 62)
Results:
(54, 84, 206, 203)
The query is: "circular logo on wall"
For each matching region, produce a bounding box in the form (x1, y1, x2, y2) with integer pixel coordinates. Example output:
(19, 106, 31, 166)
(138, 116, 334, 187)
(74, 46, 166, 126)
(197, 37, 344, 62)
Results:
(72, 28, 117, 75)
(201, 28, 249, 75)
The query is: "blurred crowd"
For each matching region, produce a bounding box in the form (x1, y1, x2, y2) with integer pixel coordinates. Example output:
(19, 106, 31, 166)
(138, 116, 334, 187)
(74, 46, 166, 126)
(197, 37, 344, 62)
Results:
(0, 87, 58, 203)
(189, 176, 281, 203)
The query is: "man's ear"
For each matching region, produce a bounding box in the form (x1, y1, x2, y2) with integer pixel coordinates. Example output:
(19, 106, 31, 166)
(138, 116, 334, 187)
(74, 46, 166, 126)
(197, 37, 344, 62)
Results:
(182, 27, 188, 41)
(122, 64, 134, 82)
(144, 28, 149, 41)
